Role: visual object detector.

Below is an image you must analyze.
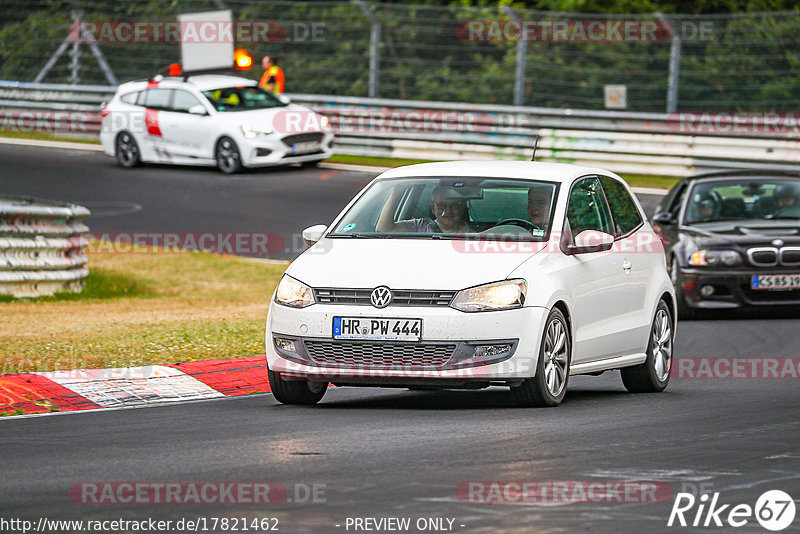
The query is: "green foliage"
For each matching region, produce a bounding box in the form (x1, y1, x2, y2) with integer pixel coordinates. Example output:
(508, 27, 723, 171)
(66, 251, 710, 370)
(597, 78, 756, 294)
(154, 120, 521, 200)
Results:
(0, 1, 798, 111)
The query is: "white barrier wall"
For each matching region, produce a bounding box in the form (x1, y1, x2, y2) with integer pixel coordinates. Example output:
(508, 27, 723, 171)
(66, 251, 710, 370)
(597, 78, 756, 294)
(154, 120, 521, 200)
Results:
(1, 81, 799, 177)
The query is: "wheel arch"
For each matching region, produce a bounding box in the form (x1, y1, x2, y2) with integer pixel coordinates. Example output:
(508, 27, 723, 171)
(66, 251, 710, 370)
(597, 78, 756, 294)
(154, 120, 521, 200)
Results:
(659, 291, 677, 330)
(551, 300, 572, 343)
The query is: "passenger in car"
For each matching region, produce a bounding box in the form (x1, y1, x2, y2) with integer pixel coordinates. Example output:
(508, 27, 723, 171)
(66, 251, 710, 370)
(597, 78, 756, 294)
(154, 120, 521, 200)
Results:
(376, 185, 472, 233)
(527, 185, 553, 228)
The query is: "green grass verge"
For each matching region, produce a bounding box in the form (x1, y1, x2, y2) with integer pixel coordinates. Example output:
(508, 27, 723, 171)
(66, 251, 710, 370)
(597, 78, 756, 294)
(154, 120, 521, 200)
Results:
(1, 245, 285, 373)
(0, 128, 100, 144)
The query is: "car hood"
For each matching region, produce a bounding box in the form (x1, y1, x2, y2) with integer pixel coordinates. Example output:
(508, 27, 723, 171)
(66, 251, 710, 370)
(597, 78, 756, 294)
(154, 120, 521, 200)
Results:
(286, 238, 548, 290)
(217, 103, 322, 128)
(682, 220, 800, 247)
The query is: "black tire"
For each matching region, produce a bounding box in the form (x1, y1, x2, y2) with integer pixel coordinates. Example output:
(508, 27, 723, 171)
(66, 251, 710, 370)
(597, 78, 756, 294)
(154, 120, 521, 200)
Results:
(215, 136, 243, 174)
(268, 369, 327, 405)
(115, 131, 141, 168)
(300, 159, 321, 168)
(510, 308, 571, 407)
(670, 256, 695, 320)
(621, 300, 673, 393)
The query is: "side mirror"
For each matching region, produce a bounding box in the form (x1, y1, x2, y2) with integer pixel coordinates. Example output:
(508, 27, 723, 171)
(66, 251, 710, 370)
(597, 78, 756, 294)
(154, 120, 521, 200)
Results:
(276, 94, 291, 105)
(302, 224, 328, 246)
(188, 105, 207, 115)
(652, 212, 675, 225)
(567, 230, 614, 255)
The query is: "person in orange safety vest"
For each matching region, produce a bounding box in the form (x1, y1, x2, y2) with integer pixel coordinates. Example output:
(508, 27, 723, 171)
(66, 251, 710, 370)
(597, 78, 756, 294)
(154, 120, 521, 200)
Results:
(259, 56, 285, 94)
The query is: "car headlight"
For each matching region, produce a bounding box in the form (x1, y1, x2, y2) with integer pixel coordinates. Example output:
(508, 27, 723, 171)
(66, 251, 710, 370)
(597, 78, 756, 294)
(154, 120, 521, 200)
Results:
(241, 124, 273, 139)
(450, 279, 526, 312)
(688, 249, 742, 267)
(274, 275, 315, 308)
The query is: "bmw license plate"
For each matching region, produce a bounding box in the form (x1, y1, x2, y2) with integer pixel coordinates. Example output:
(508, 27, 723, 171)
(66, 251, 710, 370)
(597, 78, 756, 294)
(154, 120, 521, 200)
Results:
(333, 317, 422, 341)
(752, 274, 800, 290)
(292, 141, 320, 155)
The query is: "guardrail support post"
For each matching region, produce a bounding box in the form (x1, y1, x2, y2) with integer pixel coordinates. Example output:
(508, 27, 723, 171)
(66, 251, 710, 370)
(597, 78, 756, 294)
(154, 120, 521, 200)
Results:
(356, 1, 381, 98)
(657, 13, 681, 114)
(502, 6, 527, 107)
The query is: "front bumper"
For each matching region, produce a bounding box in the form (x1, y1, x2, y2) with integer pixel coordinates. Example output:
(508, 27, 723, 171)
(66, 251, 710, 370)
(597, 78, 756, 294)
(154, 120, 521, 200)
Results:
(239, 132, 334, 167)
(265, 301, 549, 384)
(681, 268, 800, 309)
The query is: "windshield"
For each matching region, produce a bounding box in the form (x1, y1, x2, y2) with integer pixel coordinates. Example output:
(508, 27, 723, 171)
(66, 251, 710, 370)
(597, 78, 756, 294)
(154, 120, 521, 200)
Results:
(684, 177, 800, 224)
(329, 177, 558, 240)
(202, 85, 285, 112)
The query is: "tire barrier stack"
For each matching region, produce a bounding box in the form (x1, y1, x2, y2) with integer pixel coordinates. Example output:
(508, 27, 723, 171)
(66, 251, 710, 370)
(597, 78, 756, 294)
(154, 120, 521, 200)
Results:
(0, 196, 90, 297)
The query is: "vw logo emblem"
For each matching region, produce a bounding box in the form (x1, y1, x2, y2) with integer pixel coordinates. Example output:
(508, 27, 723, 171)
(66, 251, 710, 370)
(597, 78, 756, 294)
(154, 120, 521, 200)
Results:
(772, 239, 785, 247)
(370, 286, 392, 308)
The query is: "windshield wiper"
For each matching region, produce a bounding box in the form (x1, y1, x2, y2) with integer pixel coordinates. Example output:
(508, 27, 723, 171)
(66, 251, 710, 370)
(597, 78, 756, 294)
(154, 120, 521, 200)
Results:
(329, 233, 391, 238)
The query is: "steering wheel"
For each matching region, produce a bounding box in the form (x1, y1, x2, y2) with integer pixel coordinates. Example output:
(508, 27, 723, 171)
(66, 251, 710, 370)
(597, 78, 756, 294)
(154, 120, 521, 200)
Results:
(492, 218, 541, 233)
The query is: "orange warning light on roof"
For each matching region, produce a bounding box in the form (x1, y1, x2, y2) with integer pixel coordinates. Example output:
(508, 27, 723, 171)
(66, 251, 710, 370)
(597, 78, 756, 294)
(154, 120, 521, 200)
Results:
(234, 48, 252, 70)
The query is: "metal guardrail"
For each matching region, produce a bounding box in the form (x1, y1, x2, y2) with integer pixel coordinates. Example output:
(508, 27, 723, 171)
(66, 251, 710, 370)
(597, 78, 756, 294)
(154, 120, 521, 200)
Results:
(1, 81, 799, 177)
(0, 195, 90, 297)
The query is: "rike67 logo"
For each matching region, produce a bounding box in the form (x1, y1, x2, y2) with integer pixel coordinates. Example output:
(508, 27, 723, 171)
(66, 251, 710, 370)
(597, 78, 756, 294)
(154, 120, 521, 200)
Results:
(668, 490, 796, 531)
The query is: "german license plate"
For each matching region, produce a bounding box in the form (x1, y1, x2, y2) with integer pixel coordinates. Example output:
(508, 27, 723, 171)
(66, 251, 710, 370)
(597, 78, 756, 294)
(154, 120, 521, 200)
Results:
(333, 317, 422, 341)
(292, 141, 320, 155)
(752, 274, 800, 290)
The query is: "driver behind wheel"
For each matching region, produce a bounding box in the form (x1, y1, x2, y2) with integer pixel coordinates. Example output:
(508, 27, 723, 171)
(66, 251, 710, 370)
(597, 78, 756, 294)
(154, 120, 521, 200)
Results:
(376, 185, 472, 234)
(527, 185, 553, 228)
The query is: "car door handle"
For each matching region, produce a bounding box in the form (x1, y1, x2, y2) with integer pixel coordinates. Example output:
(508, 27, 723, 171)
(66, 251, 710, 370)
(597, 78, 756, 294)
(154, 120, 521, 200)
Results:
(622, 259, 632, 272)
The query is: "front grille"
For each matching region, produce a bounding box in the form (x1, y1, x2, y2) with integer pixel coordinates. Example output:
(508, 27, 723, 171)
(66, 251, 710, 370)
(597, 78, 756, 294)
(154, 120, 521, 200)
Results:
(282, 133, 324, 146)
(781, 247, 800, 266)
(304, 340, 456, 369)
(748, 248, 778, 266)
(315, 288, 455, 307)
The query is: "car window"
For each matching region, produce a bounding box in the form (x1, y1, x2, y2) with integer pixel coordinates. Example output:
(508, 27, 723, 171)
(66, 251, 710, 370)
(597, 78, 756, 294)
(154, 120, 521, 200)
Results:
(137, 88, 172, 110)
(599, 176, 643, 236)
(684, 178, 800, 224)
(328, 177, 557, 239)
(171, 90, 203, 113)
(567, 176, 614, 236)
(120, 92, 139, 105)
(202, 85, 285, 112)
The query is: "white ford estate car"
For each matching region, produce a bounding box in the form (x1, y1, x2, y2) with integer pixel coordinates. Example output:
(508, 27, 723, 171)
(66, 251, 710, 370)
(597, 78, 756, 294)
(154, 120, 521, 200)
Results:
(266, 161, 676, 407)
(100, 74, 333, 173)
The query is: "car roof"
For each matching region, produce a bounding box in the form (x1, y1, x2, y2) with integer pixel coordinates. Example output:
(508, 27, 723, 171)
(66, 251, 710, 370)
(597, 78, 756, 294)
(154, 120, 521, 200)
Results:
(683, 169, 800, 185)
(118, 74, 257, 92)
(375, 160, 622, 185)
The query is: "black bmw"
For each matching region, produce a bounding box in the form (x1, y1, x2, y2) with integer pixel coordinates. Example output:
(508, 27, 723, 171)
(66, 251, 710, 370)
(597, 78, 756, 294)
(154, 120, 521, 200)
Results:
(652, 170, 800, 318)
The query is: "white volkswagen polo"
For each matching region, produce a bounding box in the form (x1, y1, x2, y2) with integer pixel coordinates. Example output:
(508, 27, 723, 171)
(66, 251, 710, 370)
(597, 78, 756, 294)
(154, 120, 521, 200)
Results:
(266, 161, 676, 406)
(100, 74, 333, 173)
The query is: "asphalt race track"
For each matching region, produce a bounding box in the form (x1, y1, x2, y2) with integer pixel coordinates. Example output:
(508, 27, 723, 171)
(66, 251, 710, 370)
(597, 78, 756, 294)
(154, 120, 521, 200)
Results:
(2, 144, 800, 533)
(0, 144, 376, 260)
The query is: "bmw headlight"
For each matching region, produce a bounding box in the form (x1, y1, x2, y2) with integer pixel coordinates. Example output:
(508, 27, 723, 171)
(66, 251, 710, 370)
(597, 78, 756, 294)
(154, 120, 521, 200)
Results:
(688, 249, 742, 267)
(274, 275, 315, 308)
(241, 124, 274, 139)
(450, 279, 526, 312)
